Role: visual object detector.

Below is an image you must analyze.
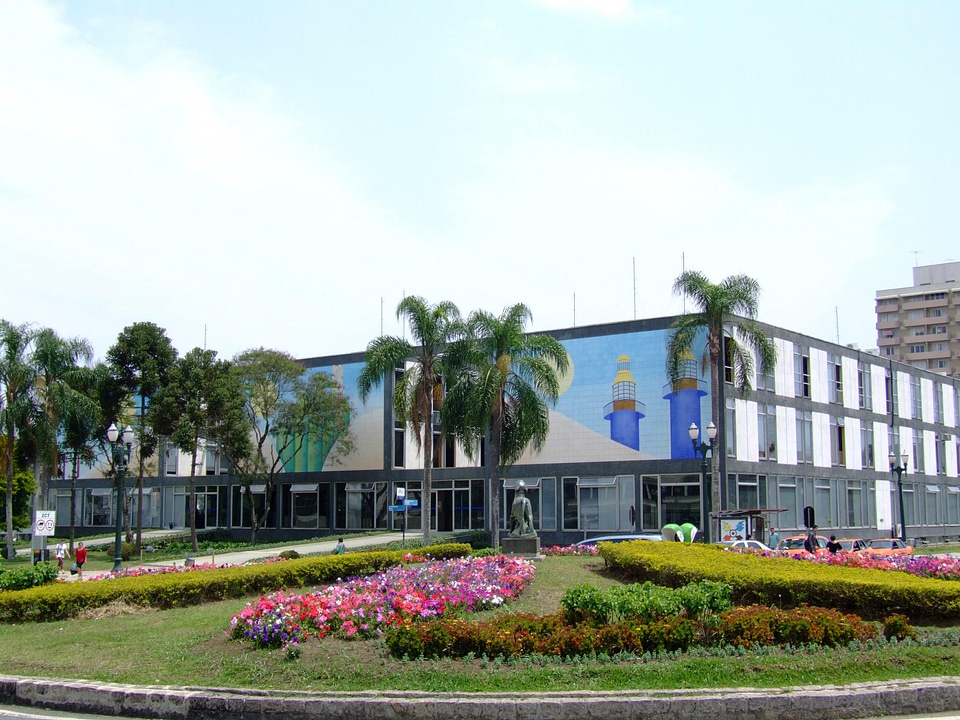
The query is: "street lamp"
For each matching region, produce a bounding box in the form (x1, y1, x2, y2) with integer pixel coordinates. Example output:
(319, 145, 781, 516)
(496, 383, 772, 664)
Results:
(689, 421, 718, 543)
(889, 450, 909, 543)
(107, 423, 135, 573)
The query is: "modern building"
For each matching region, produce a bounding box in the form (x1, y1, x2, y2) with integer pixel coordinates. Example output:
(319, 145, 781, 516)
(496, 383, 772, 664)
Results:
(48, 315, 960, 547)
(876, 261, 960, 378)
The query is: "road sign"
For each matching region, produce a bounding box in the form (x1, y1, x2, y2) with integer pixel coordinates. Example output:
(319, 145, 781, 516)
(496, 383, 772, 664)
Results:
(404, 498, 418, 507)
(34, 510, 56, 537)
(388, 504, 405, 512)
(396, 487, 406, 499)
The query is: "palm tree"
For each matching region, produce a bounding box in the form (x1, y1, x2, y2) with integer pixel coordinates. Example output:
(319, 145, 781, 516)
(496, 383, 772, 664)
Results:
(665, 271, 777, 542)
(0, 320, 38, 559)
(443, 303, 569, 551)
(357, 297, 461, 546)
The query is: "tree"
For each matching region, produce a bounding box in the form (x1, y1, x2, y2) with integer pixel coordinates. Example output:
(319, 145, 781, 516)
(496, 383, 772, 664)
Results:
(107, 322, 177, 550)
(29, 328, 94, 511)
(443, 303, 569, 551)
(0, 321, 39, 559)
(153, 348, 249, 553)
(231, 348, 354, 545)
(665, 270, 777, 542)
(357, 297, 461, 546)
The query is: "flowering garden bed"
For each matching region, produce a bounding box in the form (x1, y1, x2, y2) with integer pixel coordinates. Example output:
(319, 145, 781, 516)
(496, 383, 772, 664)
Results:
(229, 555, 535, 655)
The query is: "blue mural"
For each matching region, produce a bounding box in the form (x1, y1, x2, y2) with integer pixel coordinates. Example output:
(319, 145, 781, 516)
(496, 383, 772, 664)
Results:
(553, 328, 711, 461)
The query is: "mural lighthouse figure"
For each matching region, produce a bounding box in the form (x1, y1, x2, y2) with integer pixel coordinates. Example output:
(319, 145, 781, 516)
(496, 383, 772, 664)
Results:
(603, 355, 645, 450)
(663, 348, 707, 459)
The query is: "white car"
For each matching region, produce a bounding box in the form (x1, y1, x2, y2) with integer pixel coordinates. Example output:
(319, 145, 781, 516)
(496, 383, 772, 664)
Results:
(723, 539, 772, 552)
(575, 534, 663, 546)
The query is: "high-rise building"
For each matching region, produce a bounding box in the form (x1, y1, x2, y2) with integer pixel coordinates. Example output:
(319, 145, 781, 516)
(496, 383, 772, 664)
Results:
(876, 261, 960, 378)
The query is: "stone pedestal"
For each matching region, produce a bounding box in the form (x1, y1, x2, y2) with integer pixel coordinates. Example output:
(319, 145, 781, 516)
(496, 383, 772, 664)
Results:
(501, 536, 540, 556)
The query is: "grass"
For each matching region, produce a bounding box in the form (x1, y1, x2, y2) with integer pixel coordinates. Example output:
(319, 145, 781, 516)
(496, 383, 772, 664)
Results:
(0, 554, 959, 693)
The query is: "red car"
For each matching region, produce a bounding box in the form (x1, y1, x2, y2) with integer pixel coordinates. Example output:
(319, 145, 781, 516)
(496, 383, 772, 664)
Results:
(864, 538, 913, 556)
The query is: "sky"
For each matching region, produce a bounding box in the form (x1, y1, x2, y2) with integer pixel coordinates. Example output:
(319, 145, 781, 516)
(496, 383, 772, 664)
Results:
(2, 0, 958, 364)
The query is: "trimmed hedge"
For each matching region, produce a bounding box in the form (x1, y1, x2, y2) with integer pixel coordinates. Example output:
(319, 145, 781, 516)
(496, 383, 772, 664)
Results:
(0, 543, 471, 624)
(599, 541, 960, 622)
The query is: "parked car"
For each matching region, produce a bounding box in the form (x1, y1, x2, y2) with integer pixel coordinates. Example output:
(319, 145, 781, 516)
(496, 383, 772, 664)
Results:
(723, 539, 772, 552)
(775, 535, 829, 555)
(864, 538, 913, 556)
(575, 534, 663, 546)
(834, 538, 868, 553)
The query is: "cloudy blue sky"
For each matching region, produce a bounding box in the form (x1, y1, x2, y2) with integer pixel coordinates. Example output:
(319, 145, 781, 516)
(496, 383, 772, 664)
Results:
(1, 0, 957, 362)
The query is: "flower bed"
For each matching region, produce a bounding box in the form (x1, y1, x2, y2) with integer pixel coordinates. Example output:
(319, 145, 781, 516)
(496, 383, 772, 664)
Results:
(229, 554, 535, 653)
(542, 545, 598, 557)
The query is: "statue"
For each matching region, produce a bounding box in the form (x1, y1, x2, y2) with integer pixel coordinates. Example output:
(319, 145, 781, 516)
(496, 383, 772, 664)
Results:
(509, 481, 536, 538)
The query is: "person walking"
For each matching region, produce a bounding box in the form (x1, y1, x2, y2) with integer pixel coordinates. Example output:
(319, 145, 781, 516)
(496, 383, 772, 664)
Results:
(74, 541, 87, 581)
(768, 528, 780, 550)
(54, 540, 70, 574)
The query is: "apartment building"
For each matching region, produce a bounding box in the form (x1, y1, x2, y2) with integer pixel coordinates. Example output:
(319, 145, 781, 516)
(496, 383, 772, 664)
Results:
(877, 261, 960, 378)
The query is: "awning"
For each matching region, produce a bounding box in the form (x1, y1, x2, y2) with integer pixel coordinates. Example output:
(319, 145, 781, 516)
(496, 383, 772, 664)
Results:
(290, 484, 319, 493)
(926, 485, 941, 493)
(247, 485, 266, 494)
(90, 488, 112, 496)
(504, 478, 541, 489)
(576, 476, 618, 488)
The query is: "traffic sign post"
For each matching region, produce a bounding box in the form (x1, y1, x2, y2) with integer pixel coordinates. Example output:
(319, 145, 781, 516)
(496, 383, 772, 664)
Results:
(34, 511, 56, 537)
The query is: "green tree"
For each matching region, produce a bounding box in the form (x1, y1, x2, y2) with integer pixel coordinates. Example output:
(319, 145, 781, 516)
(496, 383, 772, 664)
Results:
(231, 348, 354, 545)
(59, 365, 104, 549)
(665, 270, 777, 542)
(0, 321, 40, 559)
(443, 303, 569, 551)
(0, 438, 35, 536)
(107, 322, 177, 550)
(29, 328, 95, 510)
(153, 348, 249, 553)
(357, 297, 461, 546)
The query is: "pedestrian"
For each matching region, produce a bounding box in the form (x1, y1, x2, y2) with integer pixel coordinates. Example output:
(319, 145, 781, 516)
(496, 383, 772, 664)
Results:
(803, 526, 819, 554)
(74, 541, 87, 581)
(768, 527, 780, 550)
(827, 535, 842, 554)
(54, 539, 69, 573)
(332, 537, 346, 555)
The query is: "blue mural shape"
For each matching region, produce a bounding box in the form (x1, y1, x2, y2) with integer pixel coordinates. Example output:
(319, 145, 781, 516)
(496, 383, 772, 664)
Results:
(603, 355, 645, 450)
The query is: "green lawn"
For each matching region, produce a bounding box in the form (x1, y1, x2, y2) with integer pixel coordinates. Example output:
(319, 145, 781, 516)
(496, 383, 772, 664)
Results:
(0, 554, 958, 693)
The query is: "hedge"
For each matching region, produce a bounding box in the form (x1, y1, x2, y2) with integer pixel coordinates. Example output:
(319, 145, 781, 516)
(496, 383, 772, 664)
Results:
(598, 541, 960, 622)
(0, 543, 472, 624)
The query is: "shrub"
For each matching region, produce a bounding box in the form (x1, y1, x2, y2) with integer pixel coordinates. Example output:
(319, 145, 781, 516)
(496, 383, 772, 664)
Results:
(883, 613, 916, 641)
(278, 550, 300, 560)
(0, 562, 58, 592)
(717, 604, 882, 648)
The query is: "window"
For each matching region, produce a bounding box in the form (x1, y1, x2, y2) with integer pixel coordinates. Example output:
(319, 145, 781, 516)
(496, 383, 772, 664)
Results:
(924, 485, 940, 526)
(886, 371, 899, 416)
(936, 360, 949, 370)
(757, 404, 777, 461)
(562, 475, 636, 531)
(933, 342, 949, 352)
(878, 312, 898, 323)
(882, 347, 898, 357)
(164, 442, 179, 475)
(737, 474, 763, 510)
(723, 336, 734, 384)
(794, 345, 810, 398)
(906, 308, 925, 318)
(846, 480, 865, 527)
(756, 351, 775, 392)
(814, 478, 836, 529)
(935, 384, 944, 424)
(828, 354, 843, 405)
(930, 308, 946, 317)
(84, 488, 113, 526)
(932, 325, 948, 335)
(910, 375, 922, 419)
(830, 416, 846, 467)
(796, 410, 813, 464)
(936, 434, 947, 476)
(910, 344, 926, 354)
(913, 432, 925, 474)
(393, 368, 406, 468)
(504, 478, 542, 532)
(725, 398, 736, 458)
(881, 329, 898, 339)
(861, 423, 874, 469)
(858, 362, 872, 411)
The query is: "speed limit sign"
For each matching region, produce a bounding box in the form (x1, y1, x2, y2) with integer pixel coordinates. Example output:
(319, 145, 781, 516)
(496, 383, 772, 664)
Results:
(34, 510, 56, 537)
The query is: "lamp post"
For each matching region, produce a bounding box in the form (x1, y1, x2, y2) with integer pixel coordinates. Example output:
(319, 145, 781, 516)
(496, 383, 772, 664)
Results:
(689, 421, 717, 543)
(889, 450, 909, 543)
(107, 423, 135, 573)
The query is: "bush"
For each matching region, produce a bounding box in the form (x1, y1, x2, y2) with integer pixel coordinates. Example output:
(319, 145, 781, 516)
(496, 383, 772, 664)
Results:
(717, 604, 882, 648)
(0, 543, 472, 623)
(0, 562, 58, 592)
(278, 550, 300, 560)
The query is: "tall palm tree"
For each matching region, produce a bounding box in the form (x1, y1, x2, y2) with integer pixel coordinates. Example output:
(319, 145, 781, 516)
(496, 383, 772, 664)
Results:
(443, 303, 569, 551)
(0, 320, 38, 559)
(665, 271, 777, 542)
(357, 297, 461, 546)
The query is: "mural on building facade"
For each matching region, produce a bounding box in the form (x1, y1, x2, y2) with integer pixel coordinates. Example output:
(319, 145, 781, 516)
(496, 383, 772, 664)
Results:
(516, 328, 712, 465)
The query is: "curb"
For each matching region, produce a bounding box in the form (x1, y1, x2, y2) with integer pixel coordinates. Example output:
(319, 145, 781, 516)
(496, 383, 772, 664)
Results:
(1, 675, 959, 720)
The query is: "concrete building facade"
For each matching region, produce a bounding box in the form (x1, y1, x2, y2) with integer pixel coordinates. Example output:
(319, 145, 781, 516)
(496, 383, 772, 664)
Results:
(47, 315, 960, 547)
(877, 261, 960, 379)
